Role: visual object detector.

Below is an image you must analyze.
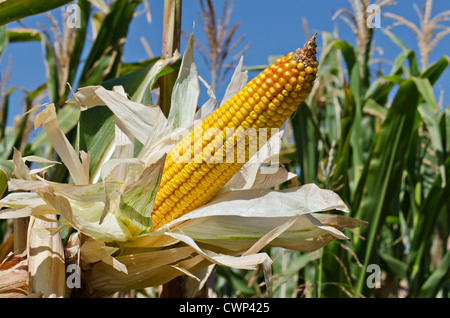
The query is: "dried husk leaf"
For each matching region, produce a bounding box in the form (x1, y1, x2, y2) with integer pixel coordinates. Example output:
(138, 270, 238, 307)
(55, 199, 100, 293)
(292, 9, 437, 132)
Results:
(0, 252, 29, 298)
(250, 167, 297, 191)
(84, 253, 210, 294)
(83, 231, 272, 294)
(183, 264, 215, 297)
(80, 238, 126, 273)
(27, 215, 66, 298)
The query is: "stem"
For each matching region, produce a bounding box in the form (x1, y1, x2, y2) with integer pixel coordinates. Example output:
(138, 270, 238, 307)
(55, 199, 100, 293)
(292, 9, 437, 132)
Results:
(161, 276, 187, 298)
(211, 62, 217, 94)
(160, 0, 182, 117)
(13, 217, 29, 254)
(160, 0, 184, 298)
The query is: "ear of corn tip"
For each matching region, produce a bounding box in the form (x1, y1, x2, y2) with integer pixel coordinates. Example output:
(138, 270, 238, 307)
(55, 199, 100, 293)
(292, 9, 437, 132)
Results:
(151, 35, 319, 230)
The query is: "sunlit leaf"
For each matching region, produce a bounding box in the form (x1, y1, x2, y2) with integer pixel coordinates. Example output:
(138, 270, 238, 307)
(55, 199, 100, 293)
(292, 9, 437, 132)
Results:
(0, 0, 73, 26)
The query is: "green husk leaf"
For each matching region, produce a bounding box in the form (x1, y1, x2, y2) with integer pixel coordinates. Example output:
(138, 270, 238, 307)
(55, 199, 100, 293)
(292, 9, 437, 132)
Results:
(116, 155, 165, 235)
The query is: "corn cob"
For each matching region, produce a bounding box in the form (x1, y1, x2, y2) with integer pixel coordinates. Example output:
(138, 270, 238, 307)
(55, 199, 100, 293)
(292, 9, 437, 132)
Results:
(151, 34, 318, 230)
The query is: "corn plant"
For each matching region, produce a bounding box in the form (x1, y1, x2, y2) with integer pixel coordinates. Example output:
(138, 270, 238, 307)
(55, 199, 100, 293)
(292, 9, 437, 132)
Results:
(285, 2, 450, 298)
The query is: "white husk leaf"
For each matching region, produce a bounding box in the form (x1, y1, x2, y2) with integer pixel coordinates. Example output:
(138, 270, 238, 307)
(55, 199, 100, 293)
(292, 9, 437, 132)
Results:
(167, 213, 364, 253)
(172, 183, 349, 220)
(167, 31, 199, 131)
(221, 56, 248, 105)
(222, 129, 285, 192)
(95, 86, 165, 144)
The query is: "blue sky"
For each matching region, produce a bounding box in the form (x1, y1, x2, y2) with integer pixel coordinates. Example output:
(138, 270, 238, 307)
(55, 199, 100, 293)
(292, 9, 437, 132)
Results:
(1, 0, 450, 126)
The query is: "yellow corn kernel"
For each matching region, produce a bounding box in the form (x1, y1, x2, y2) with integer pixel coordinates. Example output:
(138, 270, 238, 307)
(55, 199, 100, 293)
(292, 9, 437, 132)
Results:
(151, 34, 319, 230)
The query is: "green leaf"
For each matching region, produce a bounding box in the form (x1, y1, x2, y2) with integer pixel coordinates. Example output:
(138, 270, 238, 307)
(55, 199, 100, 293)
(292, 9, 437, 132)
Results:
(408, 156, 450, 296)
(272, 249, 320, 297)
(441, 107, 450, 157)
(120, 58, 162, 76)
(10, 84, 48, 157)
(65, 0, 90, 98)
(418, 250, 450, 298)
(363, 98, 387, 120)
(0, 0, 73, 26)
(7, 27, 41, 42)
(41, 31, 60, 105)
(0, 25, 7, 59)
(317, 241, 352, 298)
(102, 57, 172, 103)
(78, 0, 139, 87)
(0, 159, 13, 198)
(283, 251, 320, 277)
(420, 56, 450, 85)
(412, 77, 446, 186)
(0, 87, 14, 142)
(364, 75, 403, 102)
(242, 64, 266, 72)
(350, 62, 364, 187)
(379, 252, 407, 278)
(291, 102, 320, 184)
(329, 84, 354, 201)
(382, 28, 407, 52)
(78, 106, 115, 182)
(364, 50, 418, 105)
(217, 266, 255, 296)
(320, 39, 356, 74)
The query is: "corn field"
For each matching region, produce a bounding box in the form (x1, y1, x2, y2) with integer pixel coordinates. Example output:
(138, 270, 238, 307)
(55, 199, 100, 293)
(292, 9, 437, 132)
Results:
(0, 0, 449, 299)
